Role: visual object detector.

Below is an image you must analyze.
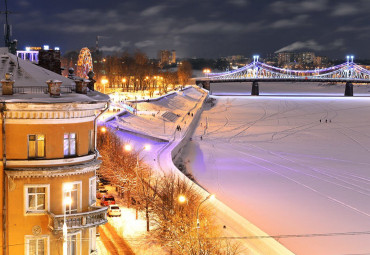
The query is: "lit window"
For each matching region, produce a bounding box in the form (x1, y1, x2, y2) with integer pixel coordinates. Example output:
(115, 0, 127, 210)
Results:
(25, 185, 49, 214)
(28, 135, 45, 158)
(64, 182, 81, 214)
(25, 235, 49, 255)
(64, 133, 76, 156)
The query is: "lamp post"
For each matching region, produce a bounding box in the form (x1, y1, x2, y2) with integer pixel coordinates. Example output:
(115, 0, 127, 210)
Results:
(196, 193, 215, 253)
(63, 183, 73, 255)
(101, 78, 108, 94)
(124, 144, 151, 219)
(203, 68, 211, 79)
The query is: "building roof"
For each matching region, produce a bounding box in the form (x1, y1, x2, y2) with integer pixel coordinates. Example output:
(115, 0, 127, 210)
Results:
(0, 48, 109, 104)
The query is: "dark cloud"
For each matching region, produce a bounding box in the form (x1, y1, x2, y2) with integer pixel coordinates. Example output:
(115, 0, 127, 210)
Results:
(4, 0, 370, 58)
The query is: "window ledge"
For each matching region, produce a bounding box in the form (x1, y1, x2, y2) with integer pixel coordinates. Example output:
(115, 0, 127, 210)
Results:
(6, 154, 96, 168)
(25, 211, 48, 216)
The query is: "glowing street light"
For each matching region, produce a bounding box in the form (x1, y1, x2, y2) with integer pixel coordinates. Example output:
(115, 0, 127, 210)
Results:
(101, 78, 109, 94)
(178, 195, 187, 204)
(101, 126, 107, 133)
(124, 144, 132, 152)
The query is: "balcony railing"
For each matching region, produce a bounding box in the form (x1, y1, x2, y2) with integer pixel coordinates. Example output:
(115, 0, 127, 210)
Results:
(48, 206, 107, 232)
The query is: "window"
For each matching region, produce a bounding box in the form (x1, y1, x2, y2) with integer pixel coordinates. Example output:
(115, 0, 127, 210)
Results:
(88, 130, 94, 153)
(67, 232, 81, 255)
(89, 177, 96, 205)
(63, 182, 81, 215)
(25, 185, 49, 214)
(89, 228, 96, 253)
(64, 133, 76, 156)
(28, 135, 45, 158)
(25, 235, 49, 255)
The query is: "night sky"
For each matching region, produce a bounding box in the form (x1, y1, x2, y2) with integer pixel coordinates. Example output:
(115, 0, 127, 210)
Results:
(5, 0, 370, 58)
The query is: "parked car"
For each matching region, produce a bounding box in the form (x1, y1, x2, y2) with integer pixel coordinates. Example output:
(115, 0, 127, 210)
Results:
(96, 189, 108, 199)
(97, 182, 105, 190)
(101, 195, 116, 206)
(107, 205, 121, 217)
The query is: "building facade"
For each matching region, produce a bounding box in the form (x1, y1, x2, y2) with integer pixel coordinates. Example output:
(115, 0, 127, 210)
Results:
(0, 48, 109, 255)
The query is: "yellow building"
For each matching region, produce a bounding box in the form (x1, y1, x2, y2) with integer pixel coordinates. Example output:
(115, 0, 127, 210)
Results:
(0, 48, 110, 255)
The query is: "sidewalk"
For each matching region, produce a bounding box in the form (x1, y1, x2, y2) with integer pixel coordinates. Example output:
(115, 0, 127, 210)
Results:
(97, 185, 168, 255)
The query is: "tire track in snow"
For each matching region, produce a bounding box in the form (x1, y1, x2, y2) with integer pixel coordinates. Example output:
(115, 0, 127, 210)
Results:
(236, 149, 370, 218)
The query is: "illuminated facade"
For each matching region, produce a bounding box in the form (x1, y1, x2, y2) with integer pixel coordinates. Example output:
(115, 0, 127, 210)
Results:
(0, 48, 109, 255)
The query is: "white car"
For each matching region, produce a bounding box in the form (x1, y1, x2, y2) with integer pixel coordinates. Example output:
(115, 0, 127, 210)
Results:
(107, 205, 121, 217)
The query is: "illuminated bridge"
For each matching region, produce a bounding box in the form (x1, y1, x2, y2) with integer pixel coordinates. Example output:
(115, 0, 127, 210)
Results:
(196, 56, 370, 96)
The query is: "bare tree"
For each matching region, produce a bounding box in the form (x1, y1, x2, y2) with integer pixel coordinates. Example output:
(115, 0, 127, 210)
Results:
(178, 61, 192, 87)
(136, 166, 160, 231)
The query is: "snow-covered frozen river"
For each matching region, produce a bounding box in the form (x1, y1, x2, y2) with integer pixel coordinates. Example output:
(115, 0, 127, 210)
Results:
(181, 84, 370, 255)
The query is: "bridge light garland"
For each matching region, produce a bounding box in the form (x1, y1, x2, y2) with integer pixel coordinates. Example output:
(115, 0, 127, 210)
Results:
(202, 55, 370, 81)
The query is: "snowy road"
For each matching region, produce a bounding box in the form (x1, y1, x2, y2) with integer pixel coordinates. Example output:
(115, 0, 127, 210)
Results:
(180, 92, 370, 255)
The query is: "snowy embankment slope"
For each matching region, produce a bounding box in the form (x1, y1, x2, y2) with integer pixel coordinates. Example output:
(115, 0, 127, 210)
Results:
(180, 83, 370, 255)
(107, 86, 295, 255)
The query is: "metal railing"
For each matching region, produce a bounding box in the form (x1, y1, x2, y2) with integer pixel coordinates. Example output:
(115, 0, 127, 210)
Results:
(48, 206, 107, 232)
(6, 85, 76, 95)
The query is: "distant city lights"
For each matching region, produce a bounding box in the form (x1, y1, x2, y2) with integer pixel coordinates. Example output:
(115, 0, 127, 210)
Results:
(43, 45, 49, 50)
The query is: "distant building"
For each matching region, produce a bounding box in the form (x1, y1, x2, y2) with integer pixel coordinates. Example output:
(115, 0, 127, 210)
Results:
(278, 52, 322, 67)
(158, 50, 176, 66)
(171, 50, 176, 64)
(314, 56, 329, 67)
(297, 52, 316, 65)
(17, 45, 62, 74)
(278, 52, 294, 66)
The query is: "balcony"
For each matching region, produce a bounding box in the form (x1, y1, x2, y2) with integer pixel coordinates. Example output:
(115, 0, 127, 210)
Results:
(48, 206, 107, 232)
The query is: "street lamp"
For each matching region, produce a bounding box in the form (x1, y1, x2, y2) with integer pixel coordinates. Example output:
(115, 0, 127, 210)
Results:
(178, 195, 187, 204)
(196, 194, 215, 229)
(63, 184, 73, 255)
(124, 144, 151, 219)
(203, 69, 211, 79)
(101, 78, 108, 94)
(195, 193, 215, 253)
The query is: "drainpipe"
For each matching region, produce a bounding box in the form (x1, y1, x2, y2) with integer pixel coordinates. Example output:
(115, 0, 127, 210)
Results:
(93, 101, 110, 159)
(1, 102, 7, 255)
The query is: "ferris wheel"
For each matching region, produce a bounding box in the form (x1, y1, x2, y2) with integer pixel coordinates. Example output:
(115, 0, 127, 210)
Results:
(77, 47, 93, 78)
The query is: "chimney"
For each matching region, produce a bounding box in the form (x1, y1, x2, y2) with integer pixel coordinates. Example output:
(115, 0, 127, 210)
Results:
(75, 78, 89, 94)
(1, 72, 14, 95)
(46, 80, 62, 97)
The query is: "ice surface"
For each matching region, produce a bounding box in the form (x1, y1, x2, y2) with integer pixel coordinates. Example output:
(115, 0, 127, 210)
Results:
(180, 83, 370, 255)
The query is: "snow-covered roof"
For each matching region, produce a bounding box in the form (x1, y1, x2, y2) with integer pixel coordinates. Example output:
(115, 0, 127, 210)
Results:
(0, 48, 109, 104)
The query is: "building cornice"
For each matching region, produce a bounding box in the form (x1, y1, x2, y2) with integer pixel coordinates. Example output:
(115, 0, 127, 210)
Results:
(2, 102, 107, 122)
(5, 159, 101, 178)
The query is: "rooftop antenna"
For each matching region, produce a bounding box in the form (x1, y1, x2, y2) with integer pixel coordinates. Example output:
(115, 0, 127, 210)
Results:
(2, 0, 12, 47)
